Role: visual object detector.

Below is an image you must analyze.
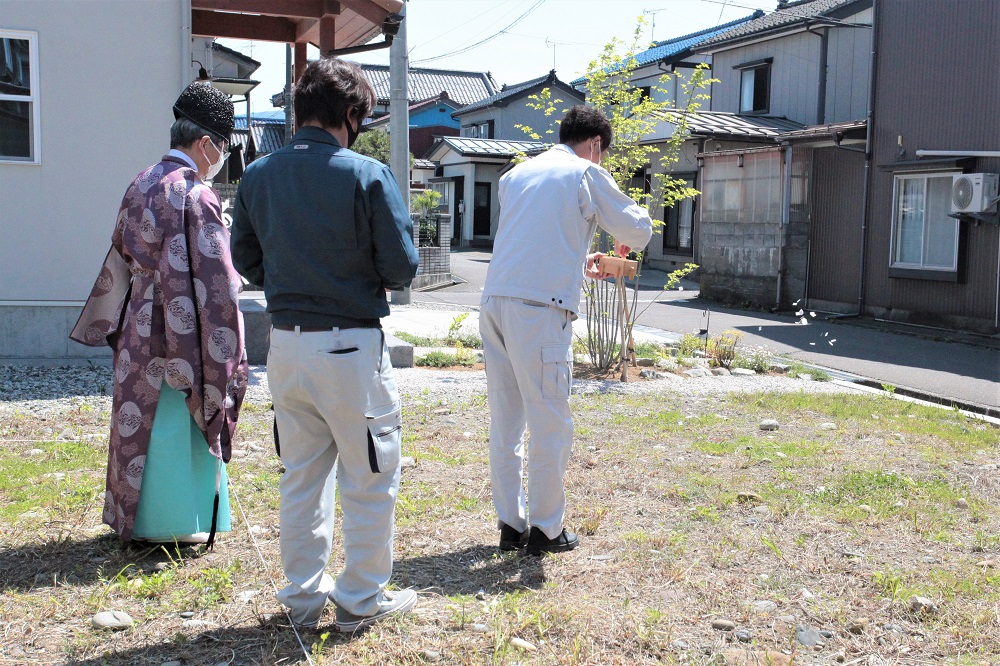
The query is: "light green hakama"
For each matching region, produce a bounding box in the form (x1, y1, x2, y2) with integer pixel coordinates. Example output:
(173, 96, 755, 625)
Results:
(132, 384, 231, 541)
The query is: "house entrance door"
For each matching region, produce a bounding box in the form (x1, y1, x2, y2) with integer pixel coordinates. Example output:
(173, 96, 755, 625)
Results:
(473, 182, 491, 237)
(452, 176, 464, 244)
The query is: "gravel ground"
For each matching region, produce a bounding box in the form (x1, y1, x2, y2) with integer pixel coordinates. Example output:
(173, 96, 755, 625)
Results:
(0, 364, 857, 420)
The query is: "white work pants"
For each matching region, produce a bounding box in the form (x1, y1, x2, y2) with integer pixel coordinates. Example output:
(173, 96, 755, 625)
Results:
(267, 326, 402, 627)
(479, 296, 574, 539)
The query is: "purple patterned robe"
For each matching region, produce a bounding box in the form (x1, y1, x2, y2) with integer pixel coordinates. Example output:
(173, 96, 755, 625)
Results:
(71, 156, 248, 540)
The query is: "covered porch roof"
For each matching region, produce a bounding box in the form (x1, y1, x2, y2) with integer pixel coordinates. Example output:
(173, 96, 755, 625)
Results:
(191, 0, 403, 55)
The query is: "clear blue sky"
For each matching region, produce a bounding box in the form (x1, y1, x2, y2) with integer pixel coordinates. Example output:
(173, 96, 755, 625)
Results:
(219, 0, 777, 114)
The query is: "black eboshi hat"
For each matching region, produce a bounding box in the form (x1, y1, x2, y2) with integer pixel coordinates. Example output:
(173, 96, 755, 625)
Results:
(172, 82, 235, 143)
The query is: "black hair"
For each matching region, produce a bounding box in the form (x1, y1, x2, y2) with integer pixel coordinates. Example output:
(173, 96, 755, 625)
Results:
(558, 105, 612, 151)
(293, 57, 376, 129)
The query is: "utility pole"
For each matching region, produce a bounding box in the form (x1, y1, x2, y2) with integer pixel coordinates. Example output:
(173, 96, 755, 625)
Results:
(389, 0, 411, 304)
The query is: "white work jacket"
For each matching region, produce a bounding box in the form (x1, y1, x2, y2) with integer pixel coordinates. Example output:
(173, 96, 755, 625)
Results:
(482, 144, 653, 315)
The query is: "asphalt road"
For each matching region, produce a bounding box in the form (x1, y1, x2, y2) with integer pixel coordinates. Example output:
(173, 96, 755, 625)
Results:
(413, 249, 1000, 412)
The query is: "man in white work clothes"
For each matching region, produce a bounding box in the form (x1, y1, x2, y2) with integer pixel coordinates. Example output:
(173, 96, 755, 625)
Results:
(480, 105, 653, 555)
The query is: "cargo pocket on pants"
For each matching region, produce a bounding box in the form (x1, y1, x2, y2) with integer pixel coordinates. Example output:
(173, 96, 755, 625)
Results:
(540, 344, 573, 399)
(365, 402, 402, 473)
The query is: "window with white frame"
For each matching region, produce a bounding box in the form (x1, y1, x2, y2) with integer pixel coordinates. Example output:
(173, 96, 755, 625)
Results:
(462, 120, 493, 139)
(890, 172, 959, 271)
(0, 29, 39, 162)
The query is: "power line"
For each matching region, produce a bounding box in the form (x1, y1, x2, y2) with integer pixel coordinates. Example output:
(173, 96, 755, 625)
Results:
(408, 0, 522, 57)
(411, 0, 547, 65)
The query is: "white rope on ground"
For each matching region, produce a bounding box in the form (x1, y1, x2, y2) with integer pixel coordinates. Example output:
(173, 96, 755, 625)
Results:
(229, 481, 316, 666)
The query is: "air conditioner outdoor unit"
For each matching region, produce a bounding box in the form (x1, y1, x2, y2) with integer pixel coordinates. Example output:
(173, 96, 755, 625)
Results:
(951, 173, 999, 214)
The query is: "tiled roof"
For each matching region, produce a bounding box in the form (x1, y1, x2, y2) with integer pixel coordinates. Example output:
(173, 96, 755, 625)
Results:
(358, 64, 499, 106)
(413, 158, 436, 169)
(431, 137, 546, 158)
(453, 70, 583, 116)
(233, 114, 286, 156)
(654, 109, 804, 138)
(697, 0, 868, 48)
(777, 119, 866, 140)
(570, 12, 763, 86)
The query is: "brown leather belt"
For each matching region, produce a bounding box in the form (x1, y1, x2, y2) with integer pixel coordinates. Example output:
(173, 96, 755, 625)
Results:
(272, 324, 338, 332)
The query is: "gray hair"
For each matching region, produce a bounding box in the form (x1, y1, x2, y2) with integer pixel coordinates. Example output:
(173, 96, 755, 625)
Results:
(170, 118, 224, 148)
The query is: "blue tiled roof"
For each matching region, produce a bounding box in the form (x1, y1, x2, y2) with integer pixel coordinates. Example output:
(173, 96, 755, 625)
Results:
(233, 113, 287, 156)
(571, 12, 763, 86)
(429, 137, 546, 159)
(452, 70, 583, 117)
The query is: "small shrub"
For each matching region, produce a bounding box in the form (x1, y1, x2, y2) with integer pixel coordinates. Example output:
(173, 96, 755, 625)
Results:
(416, 349, 476, 368)
(707, 329, 743, 369)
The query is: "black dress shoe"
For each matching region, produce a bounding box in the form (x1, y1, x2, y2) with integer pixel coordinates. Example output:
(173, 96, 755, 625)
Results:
(499, 523, 527, 551)
(525, 527, 579, 555)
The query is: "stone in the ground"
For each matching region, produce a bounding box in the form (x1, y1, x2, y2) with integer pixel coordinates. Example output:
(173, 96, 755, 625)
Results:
(636, 357, 656, 367)
(670, 640, 689, 650)
(956, 498, 969, 509)
(153, 562, 170, 572)
(846, 618, 869, 635)
(639, 369, 659, 379)
(469, 623, 488, 633)
(711, 618, 737, 631)
(798, 588, 815, 600)
(909, 595, 937, 614)
(420, 650, 442, 662)
(759, 419, 780, 431)
(769, 362, 790, 373)
(509, 637, 536, 651)
(753, 600, 778, 614)
(183, 619, 209, 630)
(401, 456, 416, 469)
(444, 417, 458, 424)
(737, 491, 762, 503)
(59, 428, 76, 440)
(820, 422, 837, 430)
(734, 629, 752, 643)
(711, 367, 731, 376)
(179, 611, 195, 618)
(92, 610, 133, 630)
(977, 559, 997, 568)
(795, 624, 822, 647)
(432, 408, 450, 415)
(731, 368, 756, 376)
(684, 368, 711, 378)
(857, 504, 873, 513)
(720, 649, 791, 666)
(24, 448, 45, 457)
(161, 661, 183, 666)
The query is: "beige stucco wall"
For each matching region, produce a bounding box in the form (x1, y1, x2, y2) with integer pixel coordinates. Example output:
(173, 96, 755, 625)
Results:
(0, 0, 186, 304)
(0, 0, 187, 359)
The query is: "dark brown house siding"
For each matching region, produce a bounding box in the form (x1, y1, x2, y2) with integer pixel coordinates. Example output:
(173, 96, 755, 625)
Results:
(808, 147, 866, 309)
(866, 0, 1000, 332)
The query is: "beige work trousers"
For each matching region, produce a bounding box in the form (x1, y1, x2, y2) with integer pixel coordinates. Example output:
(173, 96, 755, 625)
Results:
(267, 326, 402, 627)
(479, 296, 575, 539)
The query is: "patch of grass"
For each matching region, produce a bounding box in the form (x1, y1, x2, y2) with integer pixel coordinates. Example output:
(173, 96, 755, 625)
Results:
(785, 360, 830, 381)
(189, 560, 241, 608)
(415, 349, 476, 368)
(394, 330, 483, 349)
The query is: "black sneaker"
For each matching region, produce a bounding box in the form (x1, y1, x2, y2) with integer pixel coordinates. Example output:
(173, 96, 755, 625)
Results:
(499, 523, 528, 551)
(525, 527, 579, 556)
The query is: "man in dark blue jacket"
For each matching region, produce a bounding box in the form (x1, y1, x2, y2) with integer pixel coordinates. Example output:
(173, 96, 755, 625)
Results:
(231, 57, 419, 633)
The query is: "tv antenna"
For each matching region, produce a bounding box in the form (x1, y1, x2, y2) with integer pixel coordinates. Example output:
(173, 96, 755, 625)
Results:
(643, 8, 669, 43)
(544, 36, 571, 71)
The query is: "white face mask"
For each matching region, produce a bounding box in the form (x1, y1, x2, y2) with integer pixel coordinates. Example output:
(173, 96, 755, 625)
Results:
(202, 140, 228, 181)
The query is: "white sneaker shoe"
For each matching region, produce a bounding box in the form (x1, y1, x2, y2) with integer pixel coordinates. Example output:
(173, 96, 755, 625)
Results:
(333, 589, 417, 633)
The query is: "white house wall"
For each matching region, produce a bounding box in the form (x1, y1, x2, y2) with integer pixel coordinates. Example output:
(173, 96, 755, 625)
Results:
(710, 32, 823, 124)
(824, 8, 872, 123)
(709, 8, 872, 125)
(0, 0, 185, 361)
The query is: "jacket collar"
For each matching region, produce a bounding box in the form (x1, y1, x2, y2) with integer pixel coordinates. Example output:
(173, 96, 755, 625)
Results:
(290, 125, 343, 148)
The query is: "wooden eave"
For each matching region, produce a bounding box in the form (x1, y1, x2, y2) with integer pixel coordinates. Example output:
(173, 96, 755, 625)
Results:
(191, 0, 403, 52)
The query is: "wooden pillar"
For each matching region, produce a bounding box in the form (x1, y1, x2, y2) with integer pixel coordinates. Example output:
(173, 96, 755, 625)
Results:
(294, 42, 307, 83)
(319, 15, 336, 54)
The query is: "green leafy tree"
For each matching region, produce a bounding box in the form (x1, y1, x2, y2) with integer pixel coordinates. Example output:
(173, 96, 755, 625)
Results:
(580, 18, 711, 377)
(513, 18, 712, 378)
(352, 128, 414, 168)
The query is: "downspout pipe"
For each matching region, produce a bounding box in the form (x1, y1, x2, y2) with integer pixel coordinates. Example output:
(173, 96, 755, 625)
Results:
(777, 143, 792, 309)
(853, 0, 877, 317)
(805, 23, 829, 124)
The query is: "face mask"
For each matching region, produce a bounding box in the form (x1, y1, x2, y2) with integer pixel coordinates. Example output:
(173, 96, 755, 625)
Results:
(345, 112, 360, 149)
(202, 140, 228, 181)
